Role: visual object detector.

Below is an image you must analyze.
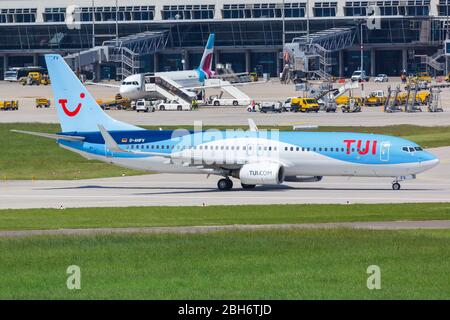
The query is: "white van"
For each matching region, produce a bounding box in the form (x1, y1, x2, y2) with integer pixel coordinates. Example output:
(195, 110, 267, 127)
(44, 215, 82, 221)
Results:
(135, 99, 155, 113)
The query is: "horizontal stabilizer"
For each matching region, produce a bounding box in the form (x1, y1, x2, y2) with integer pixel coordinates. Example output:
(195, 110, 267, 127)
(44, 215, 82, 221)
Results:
(11, 130, 85, 141)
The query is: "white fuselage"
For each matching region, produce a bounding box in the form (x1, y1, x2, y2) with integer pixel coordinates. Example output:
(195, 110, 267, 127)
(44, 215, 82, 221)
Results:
(119, 70, 201, 101)
(62, 136, 439, 180)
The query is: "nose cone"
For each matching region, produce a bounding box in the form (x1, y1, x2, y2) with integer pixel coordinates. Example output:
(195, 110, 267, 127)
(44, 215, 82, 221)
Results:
(420, 152, 440, 171)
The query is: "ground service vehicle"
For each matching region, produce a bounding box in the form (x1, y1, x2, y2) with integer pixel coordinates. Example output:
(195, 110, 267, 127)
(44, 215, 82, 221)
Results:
(291, 98, 320, 113)
(0, 100, 19, 111)
(397, 91, 430, 105)
(351, 70, 369, 82)
(411, 72, 432, 83)
(157, 100, 191, 111)
(19, 72, 50, 86)
(335, 95, 363, 106)
(365, 90, 387, 106)
(36, 98, 50, 108)
(211, 97, 251, 106)
(247, 101, 282, 113)
(341, 99, 362, 112)
(136, 99, 155, 113)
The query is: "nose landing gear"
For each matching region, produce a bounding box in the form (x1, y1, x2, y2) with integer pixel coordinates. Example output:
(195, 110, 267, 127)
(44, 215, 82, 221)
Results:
(217, 178, 233, 191)
(392, 182, 401, 190)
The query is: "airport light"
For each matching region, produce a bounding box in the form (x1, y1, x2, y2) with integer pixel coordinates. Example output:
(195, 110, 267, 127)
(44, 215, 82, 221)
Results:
(282, 0, 285, 47)
(115, 0, 119, 46)
(360, 23, 363, 72)
(92, 0, 95, 48)
(306, 0, 310, 43)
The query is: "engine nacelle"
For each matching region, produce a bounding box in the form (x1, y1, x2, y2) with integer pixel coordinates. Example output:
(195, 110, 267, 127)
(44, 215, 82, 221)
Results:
(238, 162, 285, 185)
(284, 176, 323, 183)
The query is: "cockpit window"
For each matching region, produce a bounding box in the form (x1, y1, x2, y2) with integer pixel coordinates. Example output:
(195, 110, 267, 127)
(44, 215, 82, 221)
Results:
(403, 146, 423, 153)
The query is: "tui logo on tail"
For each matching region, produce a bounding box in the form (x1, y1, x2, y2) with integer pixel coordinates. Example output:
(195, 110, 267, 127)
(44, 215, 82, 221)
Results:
(59, 93, 85, 117)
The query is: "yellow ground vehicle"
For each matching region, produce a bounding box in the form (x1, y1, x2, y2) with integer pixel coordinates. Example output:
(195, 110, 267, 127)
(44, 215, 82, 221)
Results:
(96, 95, 131, 110)
(0, 100, 19, 111)
(445, 73, 450, 82)
(36, 98, 51, 108)
(364, 90, 387, 106)
(410, 72, 432, 83)
(291, 97, 320, 113)
(335, 95, 363, 106)
(396, 91, 430, 105)
(19, 72, 50, 86)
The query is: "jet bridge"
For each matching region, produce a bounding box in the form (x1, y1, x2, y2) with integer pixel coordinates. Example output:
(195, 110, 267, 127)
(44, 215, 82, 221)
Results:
(64, 31, 169, 80)
(284, 27, 356, 80)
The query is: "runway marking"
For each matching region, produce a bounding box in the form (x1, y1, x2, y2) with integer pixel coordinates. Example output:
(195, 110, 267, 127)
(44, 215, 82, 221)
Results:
(1, 220, 449, 238)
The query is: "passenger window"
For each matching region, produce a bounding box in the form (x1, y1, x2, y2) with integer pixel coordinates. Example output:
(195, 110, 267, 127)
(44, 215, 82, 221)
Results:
(285, 147, 288, 151)
(290, 147, 293, 151)
(296, 147, 299, 151)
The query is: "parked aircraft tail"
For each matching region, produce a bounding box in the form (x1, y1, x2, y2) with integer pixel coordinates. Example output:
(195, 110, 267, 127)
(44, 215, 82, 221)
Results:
(44, 54, 143, 133)
(198, 33, 215, 78)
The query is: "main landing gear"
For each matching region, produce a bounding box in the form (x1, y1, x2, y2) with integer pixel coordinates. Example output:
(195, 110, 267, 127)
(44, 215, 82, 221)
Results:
(217, 178, 233, 191)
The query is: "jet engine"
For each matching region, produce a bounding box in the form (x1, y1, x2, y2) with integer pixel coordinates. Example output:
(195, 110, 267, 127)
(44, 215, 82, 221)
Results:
(237, 162, 285, 185)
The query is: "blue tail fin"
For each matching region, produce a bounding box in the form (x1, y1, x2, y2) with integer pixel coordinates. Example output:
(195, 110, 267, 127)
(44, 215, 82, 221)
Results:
(45, 54, 143, 133)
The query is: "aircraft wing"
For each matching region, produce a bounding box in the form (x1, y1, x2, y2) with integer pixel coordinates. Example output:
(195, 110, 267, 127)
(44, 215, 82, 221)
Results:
(184, 80, 268, 91)
(84, 81, 120, 88)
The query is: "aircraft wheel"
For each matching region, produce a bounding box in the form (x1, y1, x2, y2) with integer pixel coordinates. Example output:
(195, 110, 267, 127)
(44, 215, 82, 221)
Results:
(218, 178, 233, 191)
(241, 183, 256, 190)
(392, 182, 401, 190)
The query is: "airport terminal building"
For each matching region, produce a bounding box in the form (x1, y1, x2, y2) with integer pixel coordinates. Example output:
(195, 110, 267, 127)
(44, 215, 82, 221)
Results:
(0, 0, 450, 79)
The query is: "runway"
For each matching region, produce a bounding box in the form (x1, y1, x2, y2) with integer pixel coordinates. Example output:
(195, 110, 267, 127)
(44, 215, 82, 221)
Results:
(1, 220, 450, 238)
(1, 147, 449, 209)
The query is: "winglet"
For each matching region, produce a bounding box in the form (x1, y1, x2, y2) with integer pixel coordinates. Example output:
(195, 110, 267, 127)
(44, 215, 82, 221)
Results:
(248, 119, 258, 132)
(98, 125, 123, 153)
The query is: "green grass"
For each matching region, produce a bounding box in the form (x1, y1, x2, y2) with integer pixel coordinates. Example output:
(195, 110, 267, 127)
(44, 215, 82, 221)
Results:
(1, 123, 449, 180)
(1, 229, 449, 299)
(0, 203, 449, 231)
(0, 123, 143, 180)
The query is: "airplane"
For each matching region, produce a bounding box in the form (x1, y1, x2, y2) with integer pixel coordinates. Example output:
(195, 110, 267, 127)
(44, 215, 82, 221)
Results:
(13, 54, 439, 191)
(117, 33, 215, 101)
